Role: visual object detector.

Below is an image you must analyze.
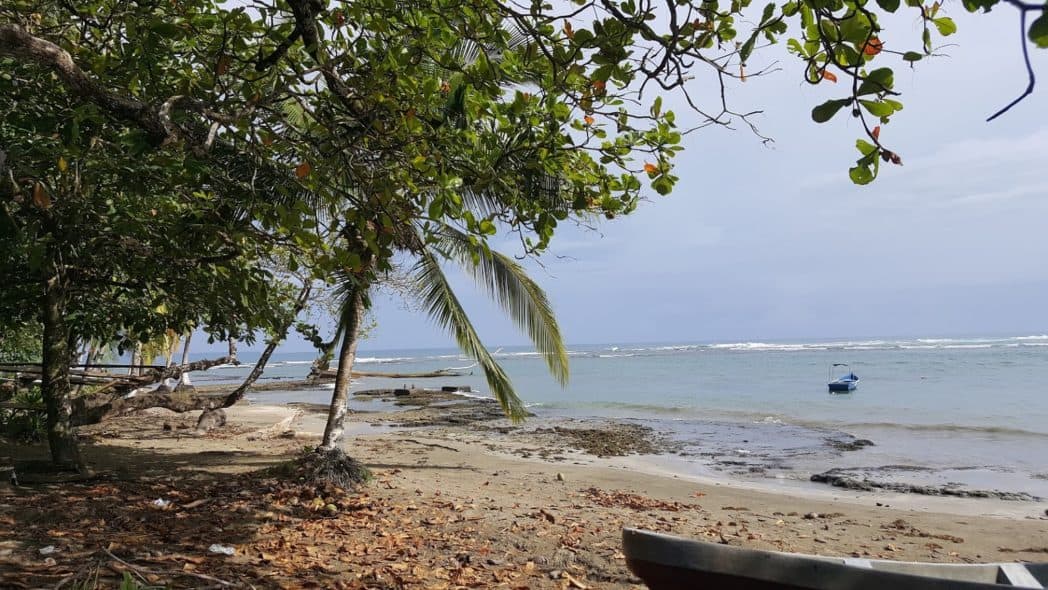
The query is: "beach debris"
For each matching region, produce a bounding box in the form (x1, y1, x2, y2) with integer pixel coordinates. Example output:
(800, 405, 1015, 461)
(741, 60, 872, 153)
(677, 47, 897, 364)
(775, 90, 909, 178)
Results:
(555, 472, 565, 482)
(581, 487, 698, 512)
(38, 545, 57, 555)
(882, 519, 964, 543)
(561, 571, 589, 588)
(207, 544, 235, 556)
(151, 498, 171, 509)
(803, 512, 819, 519)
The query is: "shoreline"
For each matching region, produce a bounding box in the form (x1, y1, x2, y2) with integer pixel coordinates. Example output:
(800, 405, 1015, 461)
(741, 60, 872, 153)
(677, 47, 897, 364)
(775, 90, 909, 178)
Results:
(261, 387, 1048, 518)
(240, 383, 1048, 508)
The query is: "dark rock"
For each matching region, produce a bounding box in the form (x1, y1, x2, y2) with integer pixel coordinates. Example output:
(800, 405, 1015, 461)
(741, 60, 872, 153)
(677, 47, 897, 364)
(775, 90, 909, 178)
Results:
(811, 468, 1041, 501)
(827, 437, 876, 452)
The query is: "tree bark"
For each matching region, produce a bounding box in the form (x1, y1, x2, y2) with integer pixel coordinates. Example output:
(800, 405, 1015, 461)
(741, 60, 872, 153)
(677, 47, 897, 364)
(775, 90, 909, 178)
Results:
(128, 343, 140, 376)
(176, 331, 193, 390)
(227, 337, 238, 364)
(41, 272, 81, 470)
(318, 288, 365, 450)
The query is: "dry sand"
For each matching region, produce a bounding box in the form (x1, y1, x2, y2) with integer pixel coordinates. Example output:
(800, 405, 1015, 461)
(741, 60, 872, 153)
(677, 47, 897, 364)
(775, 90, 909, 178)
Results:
(2, 399, 1047, 588)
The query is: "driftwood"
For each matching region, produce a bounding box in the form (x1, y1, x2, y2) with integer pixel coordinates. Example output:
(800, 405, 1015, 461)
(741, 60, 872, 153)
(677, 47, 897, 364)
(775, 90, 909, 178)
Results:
(0, 357, 234, 427)
(314, 362, 478, 380)
(0, 358, 232, 392)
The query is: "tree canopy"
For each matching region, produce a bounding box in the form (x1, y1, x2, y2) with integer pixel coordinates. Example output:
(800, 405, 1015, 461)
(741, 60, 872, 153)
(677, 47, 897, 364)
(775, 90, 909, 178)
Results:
(0, 0, 1043, 466)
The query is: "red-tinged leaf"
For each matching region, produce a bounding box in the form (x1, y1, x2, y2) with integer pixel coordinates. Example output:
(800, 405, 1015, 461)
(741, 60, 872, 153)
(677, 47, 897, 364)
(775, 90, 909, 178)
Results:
(583, 115, 594, 125)
(643, 163, 658, 174)
(216, 55, 231, 75)
(564, 21, 574, 39)
(822, 70, 838, 83)
(871, 125, 881, 140)
(295, 162, 312, 179)
(32, 182, 51, 209)
(863, 37, 883, 56)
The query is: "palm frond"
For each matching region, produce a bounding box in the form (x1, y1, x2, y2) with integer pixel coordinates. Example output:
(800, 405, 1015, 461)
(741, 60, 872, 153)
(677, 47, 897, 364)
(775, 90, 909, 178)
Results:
(432, 225, 568, 385)
(411, 248, 528, 421)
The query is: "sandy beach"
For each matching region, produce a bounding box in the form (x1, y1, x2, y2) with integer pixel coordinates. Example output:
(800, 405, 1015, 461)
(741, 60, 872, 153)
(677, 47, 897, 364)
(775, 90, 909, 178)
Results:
(1, 393, 1046, 588)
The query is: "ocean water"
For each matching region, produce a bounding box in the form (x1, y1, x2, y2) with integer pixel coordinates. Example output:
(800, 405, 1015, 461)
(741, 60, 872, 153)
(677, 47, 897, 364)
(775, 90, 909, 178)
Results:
(191, 335, 1048, 498)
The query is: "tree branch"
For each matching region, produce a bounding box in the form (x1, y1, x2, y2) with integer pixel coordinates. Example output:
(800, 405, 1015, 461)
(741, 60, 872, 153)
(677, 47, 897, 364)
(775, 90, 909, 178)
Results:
(0, 24, 171, 144)
(986, 7, 1037, 121)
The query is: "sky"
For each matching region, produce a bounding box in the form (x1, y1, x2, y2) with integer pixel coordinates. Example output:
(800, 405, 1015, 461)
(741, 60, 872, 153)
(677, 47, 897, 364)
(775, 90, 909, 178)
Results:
(239, 6, 1048, 353)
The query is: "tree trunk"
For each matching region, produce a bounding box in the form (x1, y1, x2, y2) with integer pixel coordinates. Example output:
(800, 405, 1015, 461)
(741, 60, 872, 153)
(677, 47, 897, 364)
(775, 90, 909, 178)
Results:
(176, 331, 193, 390)
(128, 343, 141, 376)
(318, 288, 365, 450)
(41, 273, 81, 470)
(195, 284, 312, 431)
(306, 341, 336, 383)
(227, 337, 238, 365)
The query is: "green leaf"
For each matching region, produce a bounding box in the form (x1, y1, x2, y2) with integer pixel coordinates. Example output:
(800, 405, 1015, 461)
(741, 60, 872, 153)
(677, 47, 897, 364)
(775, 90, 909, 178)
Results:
(856, 139, 878, 156)
(961, 0, 997, 11)
(859, 99, 895, 117)
(849, 164, 875, 185)
(787, 38, 807, 56)
(811, 98, 851, 123)
(932, 17, 957, 36)
(839, 13, 873, 44)
(875, 0, 900, 11)
(739, 34, 758, 63)
(902, 51, 923, 62)
(1029, 12, 1048, 48)
(857, 67, 894, 95)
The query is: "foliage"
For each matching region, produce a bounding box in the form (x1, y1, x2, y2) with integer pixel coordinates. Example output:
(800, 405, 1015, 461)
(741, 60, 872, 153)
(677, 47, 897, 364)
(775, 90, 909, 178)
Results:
(782, 0, 1046, 183)
(0, 0, 1043, 464)
(0, 387, 45, 442)
(0, 323, 40, 363)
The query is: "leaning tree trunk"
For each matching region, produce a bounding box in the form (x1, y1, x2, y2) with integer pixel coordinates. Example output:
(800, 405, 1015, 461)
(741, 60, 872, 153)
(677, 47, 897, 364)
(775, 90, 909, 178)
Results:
(41, 272, 81, 470)
(306, 340, 336, 383)
(318, 287, 366, 450)
(195, 285, 312, 432)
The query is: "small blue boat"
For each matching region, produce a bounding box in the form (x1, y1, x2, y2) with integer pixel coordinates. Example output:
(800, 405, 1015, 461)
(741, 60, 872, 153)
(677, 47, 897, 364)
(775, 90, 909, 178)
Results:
(828, 363, 859, 392)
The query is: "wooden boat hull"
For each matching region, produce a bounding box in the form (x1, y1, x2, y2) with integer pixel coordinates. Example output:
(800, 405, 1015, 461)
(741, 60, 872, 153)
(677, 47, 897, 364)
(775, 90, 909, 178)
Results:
(623, 528, 1047, 589)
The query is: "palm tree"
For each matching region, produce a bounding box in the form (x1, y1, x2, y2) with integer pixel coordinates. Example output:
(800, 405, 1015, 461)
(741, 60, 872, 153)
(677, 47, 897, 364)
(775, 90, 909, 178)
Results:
(315, 28, 573, 456)
(317, 223, 568, 451)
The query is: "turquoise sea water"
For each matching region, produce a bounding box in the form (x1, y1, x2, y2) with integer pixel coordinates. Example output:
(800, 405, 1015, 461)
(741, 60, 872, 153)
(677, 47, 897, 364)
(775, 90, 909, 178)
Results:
(191, 335, 1048, 498)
